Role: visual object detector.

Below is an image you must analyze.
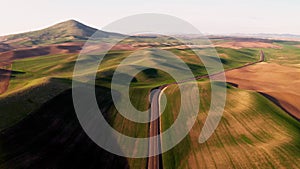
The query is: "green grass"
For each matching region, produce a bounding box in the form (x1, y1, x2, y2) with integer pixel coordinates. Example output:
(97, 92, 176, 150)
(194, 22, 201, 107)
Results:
(0, 78, 71, 130)
(5, 54, 76, 92)
(215, 47, 260, 68)
(167, 47, 260, 72)
(0, 53, 78, 130)
(160, 84, 191, 169)
(262, 42, 300, 67)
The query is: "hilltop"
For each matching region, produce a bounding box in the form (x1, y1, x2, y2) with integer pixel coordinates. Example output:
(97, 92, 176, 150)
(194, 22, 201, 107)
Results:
(0, 20, 123, 46)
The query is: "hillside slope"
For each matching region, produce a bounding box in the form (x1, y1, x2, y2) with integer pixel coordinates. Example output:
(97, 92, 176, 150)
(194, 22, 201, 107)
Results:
(0, 20, 123, 46)
(161, 82, 300, 169)
(0, 88, 129, 169)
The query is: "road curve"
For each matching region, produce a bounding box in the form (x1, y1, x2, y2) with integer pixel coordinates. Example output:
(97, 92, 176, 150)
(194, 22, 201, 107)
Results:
(147, 50, 265, 169)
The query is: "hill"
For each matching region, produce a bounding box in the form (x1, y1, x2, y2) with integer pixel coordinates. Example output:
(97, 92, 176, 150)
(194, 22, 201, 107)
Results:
(161, 82, 300, 169)
(0, 88, 130, 169)
(0, 20, 124, 46)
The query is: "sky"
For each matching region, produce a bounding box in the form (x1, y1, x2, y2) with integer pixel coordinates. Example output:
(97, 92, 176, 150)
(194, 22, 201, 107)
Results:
(1, 0, 300, 36)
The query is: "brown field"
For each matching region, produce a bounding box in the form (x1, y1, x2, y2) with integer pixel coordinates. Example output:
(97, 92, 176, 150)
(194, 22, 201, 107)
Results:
(82, 43, 136, 53)
(223, 62, 300, 120)
(0, 42, 12, 52)
(0, 42, 136, 61)
(215, 41, 281, 49)
(0, 42, 84, 61)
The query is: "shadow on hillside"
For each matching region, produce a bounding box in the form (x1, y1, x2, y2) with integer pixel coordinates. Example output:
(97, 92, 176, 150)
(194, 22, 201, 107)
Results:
(0, 87, 130, 169)
(259, 92, 299, 122)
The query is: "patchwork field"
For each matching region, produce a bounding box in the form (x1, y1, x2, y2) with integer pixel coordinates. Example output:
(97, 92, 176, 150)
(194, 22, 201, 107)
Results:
(0, 20, 299, 169)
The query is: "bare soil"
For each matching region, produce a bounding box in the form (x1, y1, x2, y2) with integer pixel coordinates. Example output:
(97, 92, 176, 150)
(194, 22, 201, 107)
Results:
(295, 45, 300, 48)
(0, 42, 12, 52)
(223, 62, 300, 120)
(0, 42, 84, 64)
(215, 41, 281, 49)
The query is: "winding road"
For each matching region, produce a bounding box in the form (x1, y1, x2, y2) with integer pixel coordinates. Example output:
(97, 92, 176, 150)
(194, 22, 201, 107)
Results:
(147, 50, 265, 169)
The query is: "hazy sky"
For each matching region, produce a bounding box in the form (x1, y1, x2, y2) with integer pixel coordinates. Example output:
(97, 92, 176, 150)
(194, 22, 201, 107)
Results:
(1, 0, 300, 36)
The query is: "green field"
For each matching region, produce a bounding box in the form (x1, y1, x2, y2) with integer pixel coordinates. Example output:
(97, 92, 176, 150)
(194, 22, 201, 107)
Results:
(161, 81, 300, 169)
(263, 41, 300, 67)
(0, 45, 260, 131)
(0, 36, 299, 169)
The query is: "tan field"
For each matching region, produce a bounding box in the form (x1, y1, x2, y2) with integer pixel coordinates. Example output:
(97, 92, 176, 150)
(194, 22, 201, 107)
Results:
(215, 41, 281, 49)
(0, 42, 83, 61)
(223, 62, 300, 120)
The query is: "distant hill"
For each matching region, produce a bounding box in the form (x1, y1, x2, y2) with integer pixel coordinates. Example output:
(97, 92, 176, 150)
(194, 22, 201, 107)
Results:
(212, 33, 300, 41)
(0, 20, 124, 46)
(0, 42, 12, 52)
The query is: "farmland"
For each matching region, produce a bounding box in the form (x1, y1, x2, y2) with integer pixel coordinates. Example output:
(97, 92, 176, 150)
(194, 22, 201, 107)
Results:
(161, 81, 300, 169)
(0, 20, 299, 169)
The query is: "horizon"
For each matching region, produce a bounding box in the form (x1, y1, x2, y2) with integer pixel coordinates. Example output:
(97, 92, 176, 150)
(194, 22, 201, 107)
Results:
(1, 19, 300, 38)
(1, 0, 300, 36)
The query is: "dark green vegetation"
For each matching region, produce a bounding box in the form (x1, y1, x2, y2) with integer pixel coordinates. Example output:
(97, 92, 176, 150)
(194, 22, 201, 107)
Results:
(0, 53, 76, 130)
(0, 88, 130, 169)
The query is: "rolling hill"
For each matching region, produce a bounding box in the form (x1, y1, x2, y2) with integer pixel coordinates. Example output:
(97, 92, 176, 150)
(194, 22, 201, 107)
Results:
(0, 19, 299, 169)
(161, 82, 300, 169)
(0, 88, 130, 169)
(0, 20, 124, 46)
